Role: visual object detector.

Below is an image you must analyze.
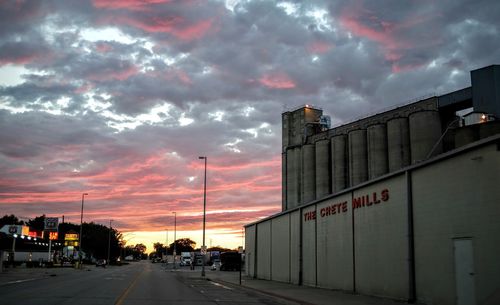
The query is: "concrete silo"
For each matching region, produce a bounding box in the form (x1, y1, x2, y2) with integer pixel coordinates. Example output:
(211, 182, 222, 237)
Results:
(331, 135, 348, 193)
(409, 110, 442, 163)
(387, 117, 411, 172)
(348, 129, 368, 187)
(302, 144, 316, 204)
(367, 124, 388, 179)
(286, 148, 301, 209)
(315, 139, 331, 199)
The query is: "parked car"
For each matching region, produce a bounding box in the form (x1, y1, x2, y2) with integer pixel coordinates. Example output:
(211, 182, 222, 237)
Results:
(180, 258, 192, 266)
(95, 259, 107, 267)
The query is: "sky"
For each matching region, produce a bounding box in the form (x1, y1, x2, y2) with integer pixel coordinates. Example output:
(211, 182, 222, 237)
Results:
(1, 0, 499, 252)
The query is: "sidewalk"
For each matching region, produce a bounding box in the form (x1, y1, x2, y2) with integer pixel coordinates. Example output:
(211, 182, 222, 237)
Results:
(202, 270, 406, 305)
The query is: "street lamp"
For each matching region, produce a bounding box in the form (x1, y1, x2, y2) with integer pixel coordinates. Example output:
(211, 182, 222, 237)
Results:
(107, 219, 113, 264)
(173, 212, 176, 270)
(198, 156, 207, 277)
(78, 193, 88, 268)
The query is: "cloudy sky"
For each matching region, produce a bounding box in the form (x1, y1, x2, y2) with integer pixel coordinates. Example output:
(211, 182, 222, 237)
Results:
(1, 0, 499, 251)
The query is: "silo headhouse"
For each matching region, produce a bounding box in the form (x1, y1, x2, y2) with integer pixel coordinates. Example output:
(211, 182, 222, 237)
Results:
(245, 65, 500, 305)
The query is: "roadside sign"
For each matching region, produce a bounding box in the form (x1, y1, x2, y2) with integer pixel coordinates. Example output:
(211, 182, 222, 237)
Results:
(49, 232, 58, 240)
(201, 246, 207, 255)
(65, 232, 78, 241)
(0, 225, 30, 236)
(65, 240, 79, 246)
(238, 246, 243, 254)
(44, 217, 59, 231)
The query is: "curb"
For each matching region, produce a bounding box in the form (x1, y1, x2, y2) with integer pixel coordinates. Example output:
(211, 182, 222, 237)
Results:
(206, 277, 315, 305)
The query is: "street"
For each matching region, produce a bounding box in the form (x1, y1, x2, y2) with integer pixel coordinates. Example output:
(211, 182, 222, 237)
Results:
(0, 261, 284, 305)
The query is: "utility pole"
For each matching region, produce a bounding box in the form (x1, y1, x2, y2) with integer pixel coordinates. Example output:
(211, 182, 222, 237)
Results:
(107, 220, 113, 264)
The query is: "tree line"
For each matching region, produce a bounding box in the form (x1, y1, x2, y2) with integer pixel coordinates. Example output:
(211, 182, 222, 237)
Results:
(150, 238, 234, 258)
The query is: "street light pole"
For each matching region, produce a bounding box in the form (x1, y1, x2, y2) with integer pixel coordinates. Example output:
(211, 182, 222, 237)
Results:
(78, 193, 88, 268)
(199, 156, 207, 277)
(107, 219, 113, 264)
(173, 212, 176, 270)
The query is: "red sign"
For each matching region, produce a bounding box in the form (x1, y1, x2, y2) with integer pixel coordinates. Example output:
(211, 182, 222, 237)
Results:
(49, 232, 58, 240)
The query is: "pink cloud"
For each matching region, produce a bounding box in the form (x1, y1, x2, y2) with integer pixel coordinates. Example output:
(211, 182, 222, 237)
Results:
(0, 55, 39, 66)
(92, 0, 172, 11)
(338, 3, 433, 73)
(87, 65, 139, 81)
(95, 42, 113, 53)
(175, 69, 192, 85)
(106, 15, 214, 41)
(258, 72, 296, 89)
(307, 41, 334, 54)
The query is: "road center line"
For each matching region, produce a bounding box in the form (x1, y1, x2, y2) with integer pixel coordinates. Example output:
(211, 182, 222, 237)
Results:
(114, 268, 144, 305)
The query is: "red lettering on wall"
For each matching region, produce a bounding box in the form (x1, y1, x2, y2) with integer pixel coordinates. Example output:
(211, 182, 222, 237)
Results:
(304, 211, 317, 221)
(367, 194, 373, 206)
(352, 189, 390, 210)
(381, 189, 389, 201)
(352, 197, 362, 209)
(319, 201, 348, 218)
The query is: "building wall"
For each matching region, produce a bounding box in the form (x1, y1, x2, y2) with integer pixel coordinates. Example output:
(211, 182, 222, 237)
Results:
(256, 221, 271, 280)
(412, 143, 500, 305)
(271, 215, 290, 282)
(245, 224, 256, 277)
(316, 193, 353, 290)
(302, 205, 317, 286)
(353, 176, 409, 299)
(290, 210, 301, 284)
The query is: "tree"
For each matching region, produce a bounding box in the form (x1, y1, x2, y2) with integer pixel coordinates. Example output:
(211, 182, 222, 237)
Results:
(153, 242, 165, 257)
(0, 214, 24, 227)
(135, 243, 147, 254)
(208, 246, 232, 252)
(124, 243, 147, 260)
(168, 238, 196, 253)
(26, 215, 46, 231)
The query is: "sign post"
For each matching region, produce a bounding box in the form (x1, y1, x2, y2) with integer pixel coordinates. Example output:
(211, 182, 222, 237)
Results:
(238, 246, 243, 285)
(44, 218, 59, 263)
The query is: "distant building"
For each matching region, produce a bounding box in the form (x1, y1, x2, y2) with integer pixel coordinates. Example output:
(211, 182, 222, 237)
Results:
(245, 65, 500, 305)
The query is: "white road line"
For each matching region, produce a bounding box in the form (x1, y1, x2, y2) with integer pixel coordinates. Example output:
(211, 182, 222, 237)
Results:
(211, 282, 233, 290)
(5, 278, 38, 285)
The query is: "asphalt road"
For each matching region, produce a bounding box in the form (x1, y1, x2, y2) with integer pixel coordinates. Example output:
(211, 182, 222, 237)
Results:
(0, 261, 284, 305)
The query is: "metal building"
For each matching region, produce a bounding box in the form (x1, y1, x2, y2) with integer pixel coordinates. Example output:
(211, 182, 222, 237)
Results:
(245, 65, 500, 305)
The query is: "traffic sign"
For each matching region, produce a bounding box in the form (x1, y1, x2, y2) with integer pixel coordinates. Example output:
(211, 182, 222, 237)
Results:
(201, 246, 207, 255)
(9, 225, 17, 234)
(44, 217, 59, 231)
